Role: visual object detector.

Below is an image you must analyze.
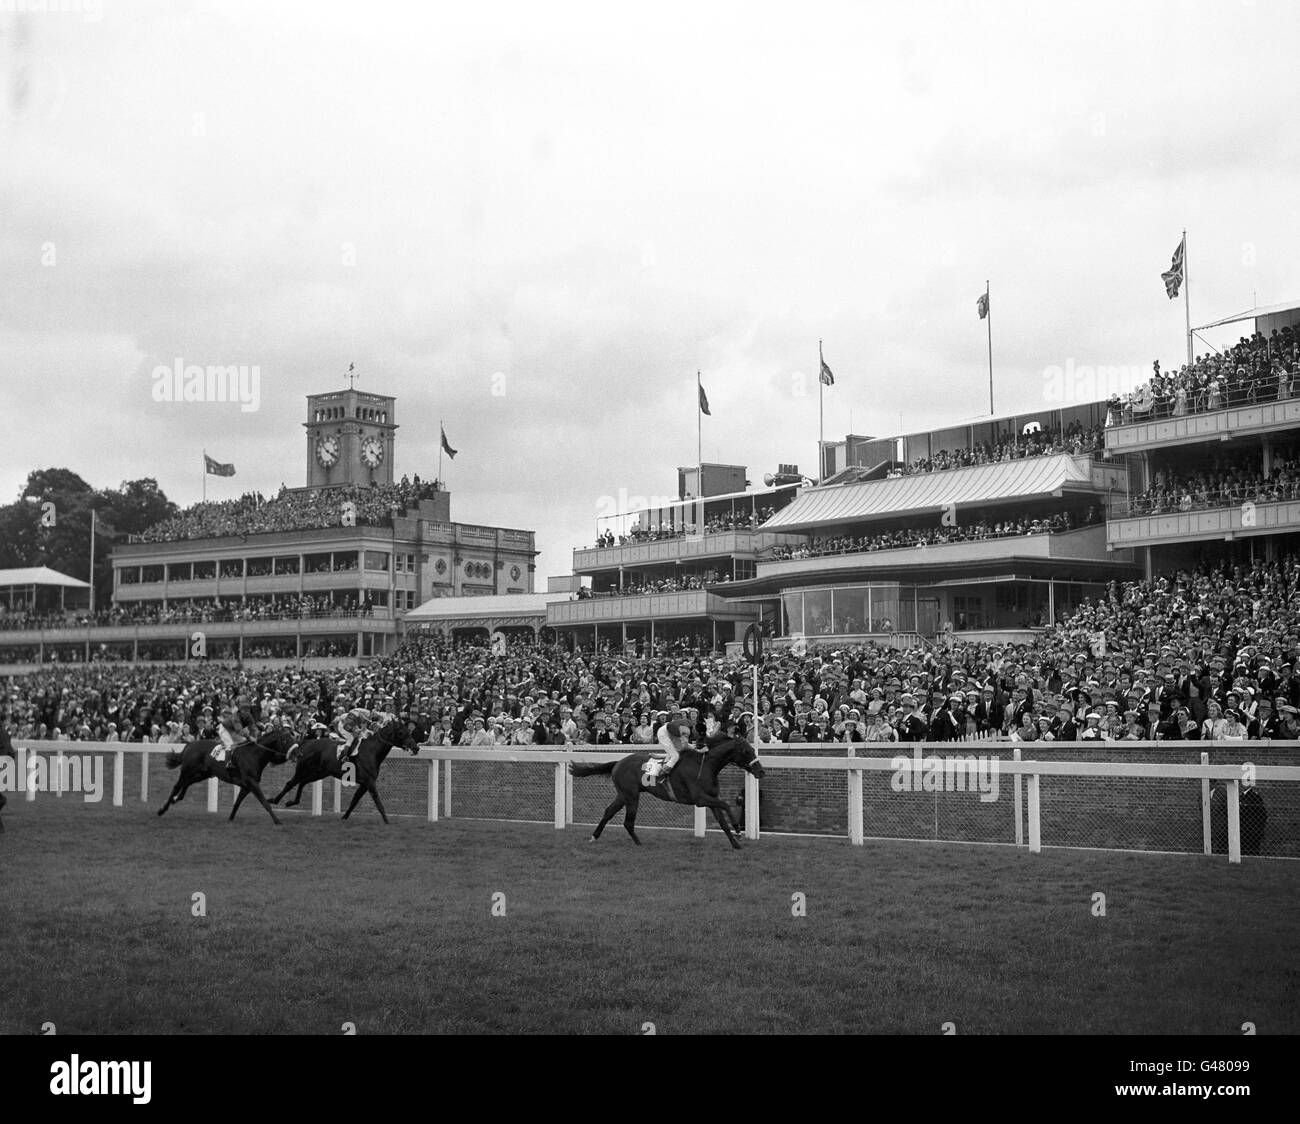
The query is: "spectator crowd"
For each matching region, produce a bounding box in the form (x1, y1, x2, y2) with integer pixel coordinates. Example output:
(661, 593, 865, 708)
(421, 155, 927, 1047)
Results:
(135, 477, 440, 543)
(1120, 448, 1300, 517)
(594, 507, 782, 549)
(1108, 326, 1300, 426)
(887, 423, 1104, 478)
(6, 554, 1300, 745)
(769, 509, 1101, 561)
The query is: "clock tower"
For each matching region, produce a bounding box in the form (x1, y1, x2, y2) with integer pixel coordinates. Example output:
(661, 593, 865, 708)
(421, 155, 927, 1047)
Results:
(304, 388, 398, 488)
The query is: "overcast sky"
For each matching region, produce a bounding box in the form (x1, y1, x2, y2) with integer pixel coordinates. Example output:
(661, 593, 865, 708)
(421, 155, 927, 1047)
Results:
(3, 0, 1298, 580)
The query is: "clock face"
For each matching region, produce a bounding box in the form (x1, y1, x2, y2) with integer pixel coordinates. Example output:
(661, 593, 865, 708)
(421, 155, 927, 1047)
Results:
(316, 434, 340, 467)
(360, 436, 384, 468)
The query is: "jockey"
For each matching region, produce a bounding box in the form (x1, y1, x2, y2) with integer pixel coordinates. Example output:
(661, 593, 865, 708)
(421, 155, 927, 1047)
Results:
(656, 713, 693, 776)
(216, 703, 260, 762)
(334, 706, 374, 763)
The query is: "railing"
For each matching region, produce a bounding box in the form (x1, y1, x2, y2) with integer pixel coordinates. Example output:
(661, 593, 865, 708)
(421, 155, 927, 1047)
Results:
(1106, 378, 1291, 425)
(1107, 486, 1300, 520)
(9, 741, 1298, 864)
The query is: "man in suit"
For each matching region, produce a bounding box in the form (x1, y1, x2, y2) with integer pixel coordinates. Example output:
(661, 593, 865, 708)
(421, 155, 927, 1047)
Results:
(897, 695, 929, 742)
(1051, 704, 1078, 742)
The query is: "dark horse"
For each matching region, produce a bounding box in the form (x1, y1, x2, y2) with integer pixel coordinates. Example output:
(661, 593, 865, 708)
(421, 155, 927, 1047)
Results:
(268, 719, 420, 824)
(568, 736, 766, 849)
(157, 728, 298, 825)
(0, 724, 15, 833)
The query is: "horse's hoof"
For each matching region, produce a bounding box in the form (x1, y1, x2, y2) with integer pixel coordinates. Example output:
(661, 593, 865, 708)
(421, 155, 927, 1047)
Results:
(587, 835, 597, 843)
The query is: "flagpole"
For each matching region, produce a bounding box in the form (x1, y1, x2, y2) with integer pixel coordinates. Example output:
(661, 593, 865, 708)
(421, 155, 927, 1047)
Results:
(696, 371, 702, 500)
(438, 419, 444, 486)
(818, 340, 824, 482)
(986, 281, 993, 415)
(202, 449, 207, 503)
(1183, 230, 1192, 368)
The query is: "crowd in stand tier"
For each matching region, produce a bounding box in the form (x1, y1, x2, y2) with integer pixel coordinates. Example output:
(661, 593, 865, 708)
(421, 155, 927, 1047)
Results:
(1108, 325, 1300, 424)
(577, 575, 708, 598)
(769, 509, 1100, 561)
(1122, 448, 1300, 516)
(0, 595, 378, 631)
(886, 424, 1104, 478)
(593, 508, 778, 548)
(7, 556, 1300, 743)
(136, 477, 439, 542)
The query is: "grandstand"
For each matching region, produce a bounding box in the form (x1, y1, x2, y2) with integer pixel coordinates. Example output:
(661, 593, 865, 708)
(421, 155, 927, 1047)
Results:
(0, 384, 538, 669)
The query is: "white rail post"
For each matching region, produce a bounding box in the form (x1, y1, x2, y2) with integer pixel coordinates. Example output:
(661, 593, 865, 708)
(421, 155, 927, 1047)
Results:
(1226, 777, 1241, 864)
(565, 750, 574, 824)
(207, 777, 219, 813)
(847, 748, 863, 846)
(427, 758, 439, 822)
(1013, 747, 1024, 847)
(1200, 752, 1212, 855)
(744, 770, 760, 841)
(333, 777, 342, 814)
(694, 806, 707, 837)
(553, 761, 565, 829)
(113, 750, 124, 807)
(443, 759, 452, 817)
(54, 750, 65, 797)
(26, 748, 37, 801)
(311, 779, 322, 816)
(1026, 766, 1041, 854)
(140, 749, 149, 802)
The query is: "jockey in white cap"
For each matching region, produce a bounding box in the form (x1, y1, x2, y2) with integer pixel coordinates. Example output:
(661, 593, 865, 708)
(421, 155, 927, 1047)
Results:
(656, 713, 693, 776)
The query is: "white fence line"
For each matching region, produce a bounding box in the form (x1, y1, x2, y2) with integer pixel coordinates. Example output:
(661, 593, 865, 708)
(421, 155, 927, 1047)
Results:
(6, 740, 1298, 864)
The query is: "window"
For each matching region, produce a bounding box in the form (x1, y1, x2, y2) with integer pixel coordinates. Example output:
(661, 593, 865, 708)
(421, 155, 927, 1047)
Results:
(364, 550, 390, 571)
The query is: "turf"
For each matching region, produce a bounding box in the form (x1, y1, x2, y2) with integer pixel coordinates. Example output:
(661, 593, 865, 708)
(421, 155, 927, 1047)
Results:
(1, 797, 1297, 1034)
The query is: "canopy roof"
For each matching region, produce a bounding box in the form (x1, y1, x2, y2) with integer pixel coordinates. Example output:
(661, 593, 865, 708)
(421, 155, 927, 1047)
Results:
(404, 592, 558, 621)
(761, 454, 1096, 532)
(0, 566, 91, 590)
(1194, 299, 1300, 331)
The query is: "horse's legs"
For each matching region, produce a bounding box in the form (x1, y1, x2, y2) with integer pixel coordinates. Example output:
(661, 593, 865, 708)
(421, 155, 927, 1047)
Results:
(342, 781, 367, 820)
(623, 795, 643, 845)
(709, 803, 742, 850)
(591, 794, 626, 841)
(284, 781, 308, 807)
(269, 770, 301, 805)
(229, 786, 250, 821)
(240, 779, 282, 825)
(158, 776, 192, 816)
(364, 780, 390, 825)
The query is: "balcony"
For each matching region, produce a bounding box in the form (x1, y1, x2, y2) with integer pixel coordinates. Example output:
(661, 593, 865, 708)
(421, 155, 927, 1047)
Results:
(1105, 398, 1300, 454)
(0, 611, 396, 646)
(573, 530, 805, 572)
(757, 526, 1127, 579)
(1107, 496, 1300, 548)
(547, 590, 757, 625)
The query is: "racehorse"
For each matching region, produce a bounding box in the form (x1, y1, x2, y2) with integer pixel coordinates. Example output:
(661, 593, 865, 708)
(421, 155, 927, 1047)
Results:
(0, 724, 15, 833)
(267, 719, 421, 824)
(157, 728, 298, 825)
(568, 735, 766, 849)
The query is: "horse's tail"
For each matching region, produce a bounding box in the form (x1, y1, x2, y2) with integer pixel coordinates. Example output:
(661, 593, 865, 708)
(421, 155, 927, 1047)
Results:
(568, 761, 616, 777)
(164, 751, 184, 769)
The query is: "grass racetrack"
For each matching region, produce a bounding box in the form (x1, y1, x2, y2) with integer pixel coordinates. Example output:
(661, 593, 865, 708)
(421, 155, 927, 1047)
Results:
(2, 795, 1298, 1035)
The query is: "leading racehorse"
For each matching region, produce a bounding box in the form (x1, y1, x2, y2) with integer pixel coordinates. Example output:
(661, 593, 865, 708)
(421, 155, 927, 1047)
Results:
(568, 735, 765, 849)
(157, 728, 297, 825)
(0, 724, 15, 833)
(268, 718, 420, 824)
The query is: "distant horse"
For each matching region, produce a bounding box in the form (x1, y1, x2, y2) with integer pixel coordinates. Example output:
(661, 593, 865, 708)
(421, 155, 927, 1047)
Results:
(0, 725, 15, 833)
(268, 719, 421, 824)
(157, 728, 297, 825)
(569, 736, 766, 849)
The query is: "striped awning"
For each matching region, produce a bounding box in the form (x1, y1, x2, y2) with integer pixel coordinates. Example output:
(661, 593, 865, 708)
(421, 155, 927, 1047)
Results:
(762, 454, 1097, 532)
